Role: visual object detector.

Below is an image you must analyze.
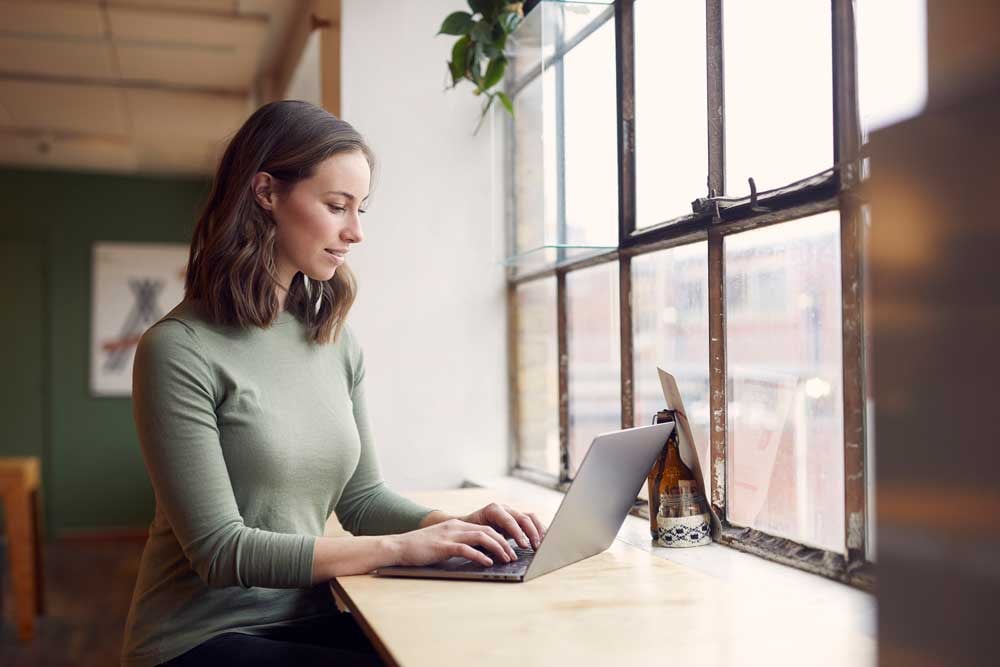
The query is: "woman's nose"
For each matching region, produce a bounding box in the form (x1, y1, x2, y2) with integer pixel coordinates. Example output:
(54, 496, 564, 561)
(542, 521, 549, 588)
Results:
(342, 213, 363, 244)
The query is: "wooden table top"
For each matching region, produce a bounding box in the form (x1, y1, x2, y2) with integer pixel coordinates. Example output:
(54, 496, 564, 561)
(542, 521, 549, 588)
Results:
(330, 486, 875, 667)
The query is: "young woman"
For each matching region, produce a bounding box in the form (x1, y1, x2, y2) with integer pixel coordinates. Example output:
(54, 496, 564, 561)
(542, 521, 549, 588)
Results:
(121, 100, 545, 667)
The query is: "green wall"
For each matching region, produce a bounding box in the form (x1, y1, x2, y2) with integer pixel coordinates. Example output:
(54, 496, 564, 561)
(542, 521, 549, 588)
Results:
(0, 167, 209, 536)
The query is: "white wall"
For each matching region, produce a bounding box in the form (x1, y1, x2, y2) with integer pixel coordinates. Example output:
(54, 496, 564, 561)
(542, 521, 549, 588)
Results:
(340, 0, 509, 491)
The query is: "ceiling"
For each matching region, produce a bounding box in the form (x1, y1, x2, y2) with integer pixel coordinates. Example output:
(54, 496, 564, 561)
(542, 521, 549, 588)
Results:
(0, 0, 311, 176)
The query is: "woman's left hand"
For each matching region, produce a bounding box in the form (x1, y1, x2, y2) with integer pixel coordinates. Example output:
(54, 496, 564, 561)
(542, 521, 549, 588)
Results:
(460, 503, 547, 550)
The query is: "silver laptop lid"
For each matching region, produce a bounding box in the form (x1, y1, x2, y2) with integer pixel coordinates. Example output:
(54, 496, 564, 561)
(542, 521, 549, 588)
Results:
(523, 421, 674, 581)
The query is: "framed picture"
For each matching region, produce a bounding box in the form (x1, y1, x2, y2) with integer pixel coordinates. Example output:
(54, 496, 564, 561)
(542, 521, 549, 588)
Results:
(90, 241, 188, 397)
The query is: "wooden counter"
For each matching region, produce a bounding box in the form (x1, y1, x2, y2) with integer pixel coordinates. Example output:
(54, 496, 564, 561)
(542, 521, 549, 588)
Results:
(330, 484, 875, 667)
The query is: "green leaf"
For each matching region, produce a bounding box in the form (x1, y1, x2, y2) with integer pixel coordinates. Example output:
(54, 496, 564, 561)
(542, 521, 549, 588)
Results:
(483, 35, 503, 59)
(437, 11, 473, 36)
(470, 19, 493, 44)
(499, 11, 522, 34)
(482, 56, 507, 91)
(468, 0, 498, 19)
(450, 35, 471, 85)
(469, 42, 485, 88)
(497, 91, 514, 116)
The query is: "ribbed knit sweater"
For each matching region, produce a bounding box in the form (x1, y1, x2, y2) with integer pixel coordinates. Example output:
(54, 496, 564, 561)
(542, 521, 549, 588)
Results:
(121, 299, 434, 666)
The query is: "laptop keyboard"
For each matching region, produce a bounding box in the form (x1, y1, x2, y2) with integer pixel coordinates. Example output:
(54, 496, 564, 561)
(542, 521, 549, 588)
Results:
(445, 543, 536, 574)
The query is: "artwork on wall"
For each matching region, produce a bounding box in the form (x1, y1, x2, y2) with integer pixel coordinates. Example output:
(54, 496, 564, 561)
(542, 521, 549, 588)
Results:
(90, 241, 188, 397)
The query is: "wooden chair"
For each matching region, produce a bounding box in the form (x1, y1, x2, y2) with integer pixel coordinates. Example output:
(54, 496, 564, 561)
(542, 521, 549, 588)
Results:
(0, 457, 45, 642)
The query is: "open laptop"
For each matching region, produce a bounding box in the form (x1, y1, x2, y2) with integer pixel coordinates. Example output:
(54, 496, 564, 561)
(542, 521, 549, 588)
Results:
(374, 421, 675, 582)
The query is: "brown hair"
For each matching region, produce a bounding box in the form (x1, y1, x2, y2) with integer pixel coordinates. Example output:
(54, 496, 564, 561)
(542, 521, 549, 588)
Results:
(185, 100, 375, 344)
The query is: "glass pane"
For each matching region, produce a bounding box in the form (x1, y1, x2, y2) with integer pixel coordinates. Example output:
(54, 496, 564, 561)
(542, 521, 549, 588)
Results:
(632, 242, 710, 492)
(858, 0, 926, 139)
(516, 279, 560, 475)
(567, 262, 620, 476)
(724, 0, 833, 195)
(513, 69, 558, 264)
(634, 0, 708, 227)
(509, 0, 613, 82)
(725, 212, 845, 553)
(563, 16, 618, 247)
(862, 204, 876, 562)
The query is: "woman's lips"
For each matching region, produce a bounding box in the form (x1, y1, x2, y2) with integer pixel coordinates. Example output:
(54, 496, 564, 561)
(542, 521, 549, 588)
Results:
(324, 248, 347, 263)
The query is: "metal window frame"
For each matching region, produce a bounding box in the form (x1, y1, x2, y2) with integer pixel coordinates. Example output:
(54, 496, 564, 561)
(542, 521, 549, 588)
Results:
(507, 0, 873, 589)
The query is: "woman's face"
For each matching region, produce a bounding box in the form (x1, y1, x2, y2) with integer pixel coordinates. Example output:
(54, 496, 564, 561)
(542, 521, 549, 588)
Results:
(260, 150, 370, 286)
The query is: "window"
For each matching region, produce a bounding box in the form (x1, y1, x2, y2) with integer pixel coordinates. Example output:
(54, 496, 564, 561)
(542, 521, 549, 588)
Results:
(507, 0, 882, 589)
(515, 279, 560, 477)
(633, 0, 707, 226)
(725, 213, 844, 553)
(567, 262, 620, 476)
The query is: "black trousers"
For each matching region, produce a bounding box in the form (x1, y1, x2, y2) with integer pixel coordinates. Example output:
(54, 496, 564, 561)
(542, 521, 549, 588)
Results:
(160, 611, 386, 667)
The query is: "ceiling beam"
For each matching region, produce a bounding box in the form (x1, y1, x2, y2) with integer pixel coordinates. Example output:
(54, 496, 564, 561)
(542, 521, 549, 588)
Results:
(0, 71, 248, 98)
(316, 0, 340, 116)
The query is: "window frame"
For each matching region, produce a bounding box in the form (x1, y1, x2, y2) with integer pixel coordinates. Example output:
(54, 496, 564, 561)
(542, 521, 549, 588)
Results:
(507, 0, 873, 589)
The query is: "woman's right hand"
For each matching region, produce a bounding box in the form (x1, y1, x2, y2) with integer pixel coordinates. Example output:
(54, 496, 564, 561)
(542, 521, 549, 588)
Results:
(387, 518, 518, 567)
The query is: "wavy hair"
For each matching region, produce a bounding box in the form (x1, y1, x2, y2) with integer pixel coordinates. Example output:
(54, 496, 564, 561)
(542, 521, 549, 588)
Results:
(184, 100, 375, 344)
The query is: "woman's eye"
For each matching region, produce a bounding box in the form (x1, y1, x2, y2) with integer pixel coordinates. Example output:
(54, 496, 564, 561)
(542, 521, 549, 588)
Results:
(327, 205, 346, 214)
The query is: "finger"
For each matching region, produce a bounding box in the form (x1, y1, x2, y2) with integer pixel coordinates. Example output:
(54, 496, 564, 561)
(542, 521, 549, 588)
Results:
(491, 506, 531, 549)
(526, 512, 547, 542)
(508, 509, 542, 549)
(459, 531, 511, 563)
(475, 525, 517, 561)
(452, 542, 493, 567)
(456, 520, 517, 560)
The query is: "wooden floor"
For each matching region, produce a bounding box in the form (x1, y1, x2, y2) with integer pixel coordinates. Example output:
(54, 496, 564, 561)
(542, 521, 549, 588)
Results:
(0, 537, 145, 667)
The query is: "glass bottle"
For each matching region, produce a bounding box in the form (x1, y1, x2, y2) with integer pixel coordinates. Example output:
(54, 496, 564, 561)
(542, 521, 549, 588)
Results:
(647, 409, 681, 539)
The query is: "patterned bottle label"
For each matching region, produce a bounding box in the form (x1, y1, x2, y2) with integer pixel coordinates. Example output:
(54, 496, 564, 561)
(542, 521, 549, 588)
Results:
(656, 512, 712, 548)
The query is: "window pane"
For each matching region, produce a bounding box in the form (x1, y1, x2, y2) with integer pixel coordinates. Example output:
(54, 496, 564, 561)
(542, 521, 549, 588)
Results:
(513, 69, 558, 264)
(516, 279, 560, 475)
(563, 16, 618, 247)
(567, 262, 620, 476)
(858, 0, 927, 138)
(725, 212, 845, 552)
(862, 204, 876, 562)
(634, 0, 707, 227)
(632, 242, 710, 492)
(724, 1, 833, 195)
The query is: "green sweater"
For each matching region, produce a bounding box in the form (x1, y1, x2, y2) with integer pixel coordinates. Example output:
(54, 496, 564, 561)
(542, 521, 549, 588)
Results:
(121, 299, 434, 667)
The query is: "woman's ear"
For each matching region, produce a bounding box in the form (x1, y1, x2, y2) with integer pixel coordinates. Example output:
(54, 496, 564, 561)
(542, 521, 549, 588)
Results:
(252, 171, 276, 212)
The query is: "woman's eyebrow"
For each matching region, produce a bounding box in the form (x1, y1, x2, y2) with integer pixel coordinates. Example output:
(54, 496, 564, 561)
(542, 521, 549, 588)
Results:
(323, 190, 369, 202)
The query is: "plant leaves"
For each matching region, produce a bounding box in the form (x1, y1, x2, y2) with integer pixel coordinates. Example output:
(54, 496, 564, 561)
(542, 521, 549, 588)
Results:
(438, 11, 473, 36)
(483, 29, 506, 59)
(482, 56, 507, 91)
(469, 42, 485, 88)
(450, 35, 471, 85)
(499, 11, 522, 34)
(468, 0, 502, 20)
(497, 91, 514, 116)
(467, 0, 488, 17)
(470, 19, 493, 44)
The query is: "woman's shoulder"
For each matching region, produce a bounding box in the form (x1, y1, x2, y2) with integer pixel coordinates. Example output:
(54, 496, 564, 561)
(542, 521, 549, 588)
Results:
(137, 300, 210, 357)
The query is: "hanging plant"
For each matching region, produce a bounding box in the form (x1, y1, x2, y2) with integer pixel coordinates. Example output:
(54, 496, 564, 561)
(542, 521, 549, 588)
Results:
(437, 0, 525, 134)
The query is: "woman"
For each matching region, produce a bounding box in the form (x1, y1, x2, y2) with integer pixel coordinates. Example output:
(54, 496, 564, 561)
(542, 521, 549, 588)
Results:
(121, 100, 545, 667)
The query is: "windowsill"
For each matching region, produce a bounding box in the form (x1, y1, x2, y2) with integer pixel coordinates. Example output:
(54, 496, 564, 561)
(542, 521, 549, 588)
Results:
(465, 475, 876, 641)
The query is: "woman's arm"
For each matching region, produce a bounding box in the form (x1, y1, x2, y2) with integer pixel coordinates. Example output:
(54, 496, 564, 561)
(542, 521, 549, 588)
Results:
(133, 321, 316, 589)
(310, 505, 549, 581)
(417, 510, 452, 528)
(310, 517, 521, 582)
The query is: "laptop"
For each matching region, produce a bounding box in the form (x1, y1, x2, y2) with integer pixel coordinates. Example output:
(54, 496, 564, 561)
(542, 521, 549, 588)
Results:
(374, 421, 675, 582)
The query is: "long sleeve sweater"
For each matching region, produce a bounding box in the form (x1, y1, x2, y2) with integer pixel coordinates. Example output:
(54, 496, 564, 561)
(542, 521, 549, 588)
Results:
(121, 299, 434, 667)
